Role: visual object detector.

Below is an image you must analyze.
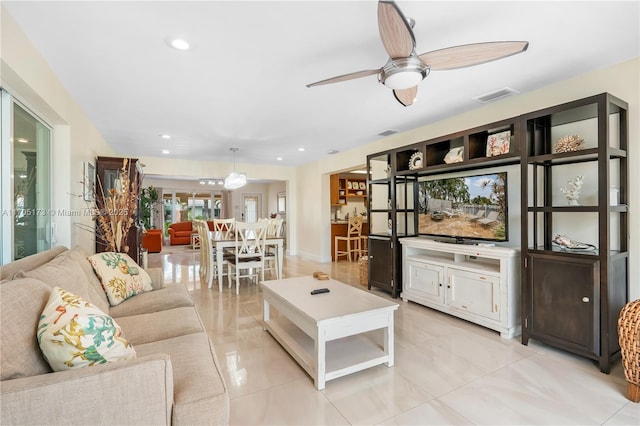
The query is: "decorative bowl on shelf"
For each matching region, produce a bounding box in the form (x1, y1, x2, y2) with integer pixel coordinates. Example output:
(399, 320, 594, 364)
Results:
(356, 190, 363, 195)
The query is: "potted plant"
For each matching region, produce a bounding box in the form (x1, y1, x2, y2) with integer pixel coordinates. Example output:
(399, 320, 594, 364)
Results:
(140, 186, 160, 231)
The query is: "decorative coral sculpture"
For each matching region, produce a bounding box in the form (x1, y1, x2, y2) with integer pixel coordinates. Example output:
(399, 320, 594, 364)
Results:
(560, 175, 584, 206)
(555, 135, 585, 153)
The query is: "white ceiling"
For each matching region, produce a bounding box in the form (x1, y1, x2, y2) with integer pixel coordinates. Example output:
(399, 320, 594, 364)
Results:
(4, 1, 639, 167)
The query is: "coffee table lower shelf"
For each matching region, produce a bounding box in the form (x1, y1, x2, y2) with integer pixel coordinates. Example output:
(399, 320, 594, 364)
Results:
(264, 318, 390, 389)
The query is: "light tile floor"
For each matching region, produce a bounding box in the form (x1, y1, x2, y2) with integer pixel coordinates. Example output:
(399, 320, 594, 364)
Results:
(149, 248, 639, 425)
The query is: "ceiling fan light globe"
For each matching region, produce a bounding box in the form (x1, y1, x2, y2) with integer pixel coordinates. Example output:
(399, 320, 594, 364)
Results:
(383, 69, 424, 90)
(224, 172, 247, 190)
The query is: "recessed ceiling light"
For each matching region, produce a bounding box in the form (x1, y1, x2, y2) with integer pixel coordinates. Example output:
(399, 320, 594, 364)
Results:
(162, 149, 170, 154)
(328, 149, 339, 155)
(19, 174, 27, 179)
(17, 138, 29, 143)
(160, 134, 171, 139)
(276, 157, 283, 161)
(298, 147, 305, 152)
(165, 36, 191, 51)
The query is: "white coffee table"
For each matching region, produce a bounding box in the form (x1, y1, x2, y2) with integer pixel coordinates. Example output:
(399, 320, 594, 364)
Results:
(261, 276, 398, 390)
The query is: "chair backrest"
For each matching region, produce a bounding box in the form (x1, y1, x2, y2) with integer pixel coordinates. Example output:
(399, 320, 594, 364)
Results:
(347, 216, 363, 237)
(266, 218, 284, 238)
(194, 219, 212, 266)
(485, 211, 499, 220)
(234, 222, 268, 261)
(212, 218, 235, 240)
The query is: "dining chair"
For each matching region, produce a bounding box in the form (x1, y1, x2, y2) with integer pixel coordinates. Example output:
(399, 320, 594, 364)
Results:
(263, 218, 284, 278)
(227, 221, 268, 295)
(335, 216, 363, 262)
(212, 218, 235, 240)
(194, 220, 214, 287)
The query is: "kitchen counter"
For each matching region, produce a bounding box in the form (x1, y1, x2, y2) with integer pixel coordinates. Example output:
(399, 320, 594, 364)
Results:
(331, 218, 368, 224)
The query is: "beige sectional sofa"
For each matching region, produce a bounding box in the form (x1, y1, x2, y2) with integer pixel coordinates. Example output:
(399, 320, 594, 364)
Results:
(0, 246, 229, 425)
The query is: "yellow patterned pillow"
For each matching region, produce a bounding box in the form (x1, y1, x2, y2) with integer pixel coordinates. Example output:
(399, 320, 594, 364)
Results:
(88, 252, 153, 306)
(37, 287, 136, 371)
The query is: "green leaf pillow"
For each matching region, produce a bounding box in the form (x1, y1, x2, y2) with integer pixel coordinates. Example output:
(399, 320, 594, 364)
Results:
(37, 287, 136, 371)
(88, 252, 153, 306)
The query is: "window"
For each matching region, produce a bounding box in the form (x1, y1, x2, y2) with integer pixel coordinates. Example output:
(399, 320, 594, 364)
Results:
(1, 90, 52, 263)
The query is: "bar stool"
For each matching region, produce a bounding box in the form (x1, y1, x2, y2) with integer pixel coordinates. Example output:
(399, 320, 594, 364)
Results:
(335, 216, 363, 262)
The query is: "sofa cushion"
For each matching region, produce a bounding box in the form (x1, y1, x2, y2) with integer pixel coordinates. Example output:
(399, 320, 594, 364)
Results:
(109, 284, 194, 318)
(88, 252, 153, 306)
(115, 306, 204, 345)
(22, 250, 110, 313)
(135, 332, 229, 425)
(38, 287, 136, 371)
(56, 247, 111, 309)
(0, 277, 53, 380)
(0, 246, 67, 281)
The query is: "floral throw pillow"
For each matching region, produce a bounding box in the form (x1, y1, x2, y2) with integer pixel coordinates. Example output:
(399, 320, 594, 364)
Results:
(37, 287, 136, 371)
(88, 252, 153, 306)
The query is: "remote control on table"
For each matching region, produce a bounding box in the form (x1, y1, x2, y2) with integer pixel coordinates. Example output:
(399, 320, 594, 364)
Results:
(310, 288, 330, 295)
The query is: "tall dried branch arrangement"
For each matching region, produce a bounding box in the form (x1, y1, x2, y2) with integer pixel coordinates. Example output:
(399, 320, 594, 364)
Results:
(94, 159, 139, 253)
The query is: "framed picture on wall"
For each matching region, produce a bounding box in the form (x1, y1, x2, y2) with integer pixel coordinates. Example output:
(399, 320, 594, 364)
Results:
(83, 161, 95, 201)
(277, 192, 286, 213)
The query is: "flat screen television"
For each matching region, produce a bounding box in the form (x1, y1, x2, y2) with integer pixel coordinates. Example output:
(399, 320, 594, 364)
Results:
(417, 172, 508, 242)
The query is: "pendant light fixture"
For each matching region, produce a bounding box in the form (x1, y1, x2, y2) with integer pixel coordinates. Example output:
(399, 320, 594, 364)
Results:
(224, 147, 247, 190)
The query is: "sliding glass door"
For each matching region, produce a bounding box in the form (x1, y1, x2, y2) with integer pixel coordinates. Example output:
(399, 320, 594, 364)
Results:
(1, 90, 52, 263)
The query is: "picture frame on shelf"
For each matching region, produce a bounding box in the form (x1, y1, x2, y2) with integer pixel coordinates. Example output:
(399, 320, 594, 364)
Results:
(83, 161, 95, 201)
(359, 182, 366, 190)
(486, 130, 511, 157)
(347, 181, 352, 190)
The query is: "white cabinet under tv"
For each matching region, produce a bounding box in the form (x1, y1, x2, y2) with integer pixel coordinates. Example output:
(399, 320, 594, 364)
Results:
(400, 238, 520, 338)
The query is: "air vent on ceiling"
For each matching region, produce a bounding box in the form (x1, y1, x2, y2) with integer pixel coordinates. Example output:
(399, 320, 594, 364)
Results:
(473, 87, 519, 104)
(378, 129, 398, 137)
(328, 149, 339, 155)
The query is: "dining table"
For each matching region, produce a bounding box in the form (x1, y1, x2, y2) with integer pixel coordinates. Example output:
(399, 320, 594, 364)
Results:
(211, 235, 284, 292)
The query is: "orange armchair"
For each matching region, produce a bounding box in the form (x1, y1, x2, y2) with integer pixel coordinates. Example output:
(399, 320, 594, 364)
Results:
(142, 229, 163, 253)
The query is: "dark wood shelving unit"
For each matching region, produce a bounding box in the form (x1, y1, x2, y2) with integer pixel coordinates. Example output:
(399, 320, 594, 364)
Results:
(95, 156, 143, 265)
(365, 93, 629, 374)
(366, 116, 520, 298)
(520, 93, 629, 373)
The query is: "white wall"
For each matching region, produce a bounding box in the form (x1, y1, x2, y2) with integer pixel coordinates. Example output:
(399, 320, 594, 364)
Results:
(1, 9, 115, 256)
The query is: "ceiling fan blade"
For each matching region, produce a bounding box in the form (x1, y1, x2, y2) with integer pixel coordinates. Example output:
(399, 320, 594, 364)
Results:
(306, 69, 381, 88)
(393, 86, 418, 107)
(418, 41, 529, 70)
(378, 1, 415, 58)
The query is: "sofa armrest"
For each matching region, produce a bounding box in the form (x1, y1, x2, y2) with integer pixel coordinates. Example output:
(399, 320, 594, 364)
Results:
(147, 267, 164, 290)
(1, 354, 173, 425)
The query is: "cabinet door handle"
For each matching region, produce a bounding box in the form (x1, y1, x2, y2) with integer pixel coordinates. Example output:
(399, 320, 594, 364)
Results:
(582, 297, 590, 303)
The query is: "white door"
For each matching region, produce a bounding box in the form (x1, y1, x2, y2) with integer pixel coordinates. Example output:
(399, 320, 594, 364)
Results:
(243, 195, 259, 223)
(405, 260, 445, 303)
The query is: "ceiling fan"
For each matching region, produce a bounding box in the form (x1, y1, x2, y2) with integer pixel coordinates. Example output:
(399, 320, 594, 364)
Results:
(306, 0, 529, 107)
